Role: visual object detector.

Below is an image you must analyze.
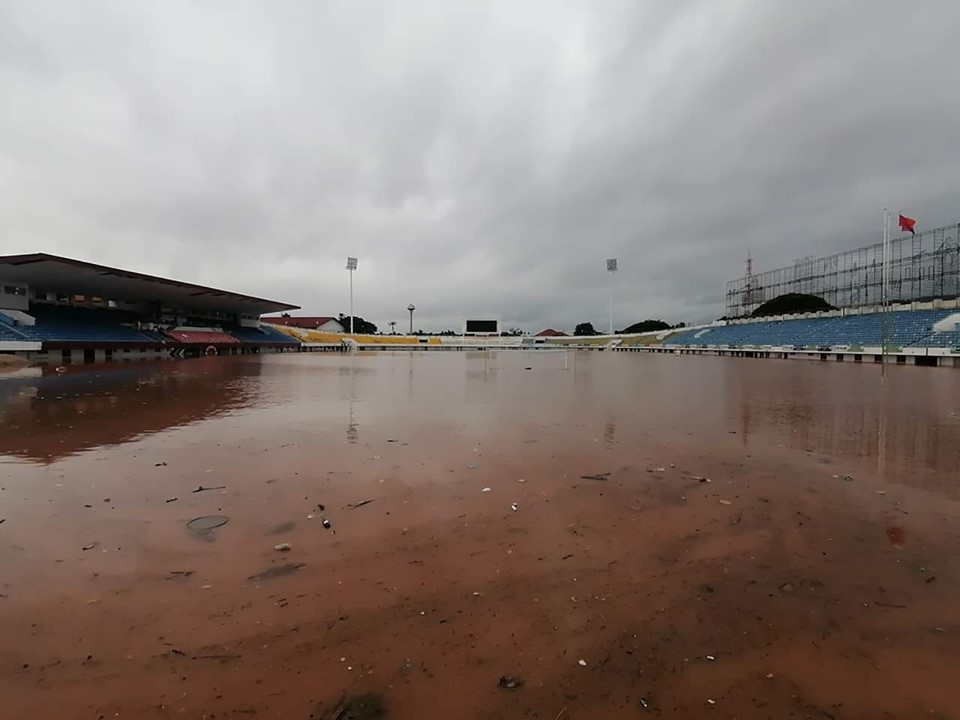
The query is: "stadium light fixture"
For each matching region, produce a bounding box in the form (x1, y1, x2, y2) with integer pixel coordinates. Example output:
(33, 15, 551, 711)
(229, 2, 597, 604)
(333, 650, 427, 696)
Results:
(606, 258, 618, 335)
(346, 257, 358, 334)
(407, 304, 416, 335)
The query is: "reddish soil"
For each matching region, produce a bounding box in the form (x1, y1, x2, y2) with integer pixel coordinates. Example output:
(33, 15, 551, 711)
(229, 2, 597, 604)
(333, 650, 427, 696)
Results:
(1, 352, 959, 719)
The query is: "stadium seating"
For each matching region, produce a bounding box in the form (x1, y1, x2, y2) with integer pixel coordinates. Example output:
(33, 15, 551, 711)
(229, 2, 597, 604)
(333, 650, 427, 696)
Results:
(19, 305, 159, 343)
(228, 324, 300, 344)
(663, 309, 957, 349)
(164, 329, 240, 345)
(0, 312, 30, 341)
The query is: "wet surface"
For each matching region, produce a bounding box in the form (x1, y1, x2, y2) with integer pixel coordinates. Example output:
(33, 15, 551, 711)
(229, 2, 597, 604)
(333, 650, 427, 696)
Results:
(1, 352, 959, 718)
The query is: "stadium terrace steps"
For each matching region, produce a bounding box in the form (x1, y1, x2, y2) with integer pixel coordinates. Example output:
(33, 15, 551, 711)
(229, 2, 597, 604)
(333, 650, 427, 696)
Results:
(20, 305, 159, 344)
(663, 309, 957, 349)
(164, 330, 240, 345)
(228, 324, 300, 344)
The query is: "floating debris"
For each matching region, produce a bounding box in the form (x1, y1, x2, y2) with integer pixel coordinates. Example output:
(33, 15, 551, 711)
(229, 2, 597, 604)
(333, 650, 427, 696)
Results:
(719, 499, 732, 505)
(580, 473, 610, 481)
(165, 497, 178, 503)
(248, 563, 305, 581)
(187, 515, 229, 532)
(481, 487, 492, 493)
(348, 500, 374, 510)
(578, 659, 587, 667)
(510, 503, 518, 512)
(274, 543, 291, 552)
(322, 519, 332, 529)
(497, 675, 524, 690)
(192, 485, 226, 493)
(81, 541, 99, 551)
(309, 692, 385, 720)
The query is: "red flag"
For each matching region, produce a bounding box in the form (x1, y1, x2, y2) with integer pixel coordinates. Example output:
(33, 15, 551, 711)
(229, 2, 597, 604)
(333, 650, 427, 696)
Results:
(899, 214, 916, 236)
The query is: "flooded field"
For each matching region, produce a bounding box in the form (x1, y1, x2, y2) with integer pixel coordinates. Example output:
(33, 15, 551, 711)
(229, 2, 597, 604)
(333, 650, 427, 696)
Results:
(2, 351, 960, 719)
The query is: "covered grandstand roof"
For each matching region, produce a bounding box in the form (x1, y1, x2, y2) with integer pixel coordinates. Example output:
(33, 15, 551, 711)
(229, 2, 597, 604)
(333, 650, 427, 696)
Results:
(262, 315, 343, 329)
(0, 253, 298, 314)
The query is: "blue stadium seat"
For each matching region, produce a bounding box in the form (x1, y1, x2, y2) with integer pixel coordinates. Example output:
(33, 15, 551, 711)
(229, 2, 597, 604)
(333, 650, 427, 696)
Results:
(663, 309, 958, 349)
(19, 305, 160, 343)
(228, 324, 300, 344)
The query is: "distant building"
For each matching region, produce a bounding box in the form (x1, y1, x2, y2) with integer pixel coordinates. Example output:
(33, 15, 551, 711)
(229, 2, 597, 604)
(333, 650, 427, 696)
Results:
(262, 316, 345, 333)
(535, 328, 568, 337)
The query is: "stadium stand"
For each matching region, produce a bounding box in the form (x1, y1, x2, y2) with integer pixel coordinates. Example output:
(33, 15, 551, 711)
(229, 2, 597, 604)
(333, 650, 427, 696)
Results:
(229, 324, 300, 345)
(164, 330, 240, 345)
(22, 305, 159, 344)
(662, 309, 955, 349)
(0, 253, 299, 363)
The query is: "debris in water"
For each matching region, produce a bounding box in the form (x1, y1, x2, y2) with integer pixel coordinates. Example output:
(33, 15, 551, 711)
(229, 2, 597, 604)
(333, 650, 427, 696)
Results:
(322, 519, 332, 529)
(832, 474, 855, 481)
(186, 515, 229, 542)
(81, 542, 99, 551)
(154, 462, 167, 467)
(274, 543, 292, 552)
(876, 490, 886, 495)
(706, 655, 716, 661)
(165, 497, 178, 503)
(719, 499, 732, 505)
(309, 692, 385, 720)
(648, 467, 666, 473)
(578, 659, 587, 667)
(187, 515, 229, 531)
(497, 675, 524, 690)
(192, 485, 226, 493)
(692, 476, 711, 483)
(168, 571, 194, 578)
(348, 500, 374, 509)
(248, 563, 305, 582)
(707, 699, 716, 705)
(510, 503, 518, 512)
(481, 487, 492, 493)
(580, 473, 610, 481)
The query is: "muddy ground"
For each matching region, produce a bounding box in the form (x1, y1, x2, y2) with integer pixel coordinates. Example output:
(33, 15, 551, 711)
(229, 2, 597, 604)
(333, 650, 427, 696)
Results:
(1, 352, 959, 719)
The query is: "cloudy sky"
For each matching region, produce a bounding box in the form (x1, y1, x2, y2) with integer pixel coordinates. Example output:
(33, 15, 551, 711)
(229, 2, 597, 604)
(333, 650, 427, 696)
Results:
(2, 1, 960, 331)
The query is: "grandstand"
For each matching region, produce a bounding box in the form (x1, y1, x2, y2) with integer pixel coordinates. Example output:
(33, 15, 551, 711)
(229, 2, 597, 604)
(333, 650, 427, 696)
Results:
(0, 253, 299, 364)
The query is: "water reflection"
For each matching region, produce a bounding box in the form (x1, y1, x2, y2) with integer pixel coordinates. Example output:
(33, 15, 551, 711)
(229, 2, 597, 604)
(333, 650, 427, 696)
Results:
(0, 358, 259, 464)
(725, 362, 960, 496)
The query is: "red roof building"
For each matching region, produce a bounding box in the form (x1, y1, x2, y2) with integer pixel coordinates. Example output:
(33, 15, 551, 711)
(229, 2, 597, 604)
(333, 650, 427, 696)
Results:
(535, 328, 568, 337)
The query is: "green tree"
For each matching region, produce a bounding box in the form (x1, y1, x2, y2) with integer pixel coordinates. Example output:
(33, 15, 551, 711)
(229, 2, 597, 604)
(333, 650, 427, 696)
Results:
(574, 322, 598, 336)
(338, 314, 378, 334)
(619, 319, 671, 334)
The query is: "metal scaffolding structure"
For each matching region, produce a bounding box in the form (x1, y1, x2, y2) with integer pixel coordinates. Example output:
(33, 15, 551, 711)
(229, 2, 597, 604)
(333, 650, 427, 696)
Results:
(726, 222, 960, 318)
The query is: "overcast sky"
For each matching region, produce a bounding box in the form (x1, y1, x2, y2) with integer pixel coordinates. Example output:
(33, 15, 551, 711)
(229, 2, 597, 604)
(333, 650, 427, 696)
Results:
(2, 1, 960, 331)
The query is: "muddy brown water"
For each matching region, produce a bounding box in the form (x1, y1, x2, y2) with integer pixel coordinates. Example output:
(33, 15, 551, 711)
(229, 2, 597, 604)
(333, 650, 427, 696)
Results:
(1, 352, 959, 719)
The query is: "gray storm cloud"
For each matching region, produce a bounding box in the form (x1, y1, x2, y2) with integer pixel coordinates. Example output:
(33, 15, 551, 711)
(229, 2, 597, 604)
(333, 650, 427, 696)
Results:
(2, 1, 959, 331)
